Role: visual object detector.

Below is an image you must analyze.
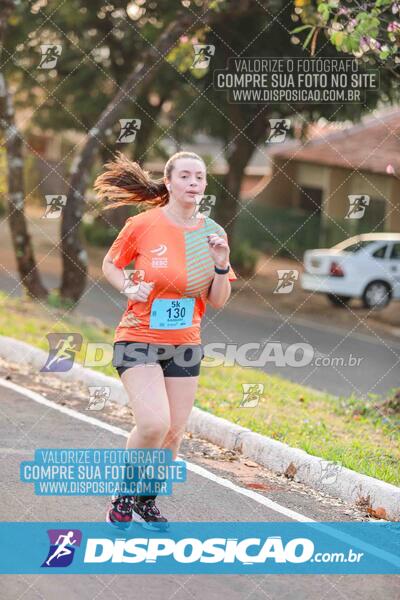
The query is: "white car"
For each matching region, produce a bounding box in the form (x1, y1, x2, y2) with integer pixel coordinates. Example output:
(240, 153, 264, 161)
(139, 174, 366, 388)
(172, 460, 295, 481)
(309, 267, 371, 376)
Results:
(301, 233, 400, 309)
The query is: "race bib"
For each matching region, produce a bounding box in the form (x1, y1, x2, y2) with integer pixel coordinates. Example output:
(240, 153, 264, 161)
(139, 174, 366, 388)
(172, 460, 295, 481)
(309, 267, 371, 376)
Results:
(149, 298, 195, 329)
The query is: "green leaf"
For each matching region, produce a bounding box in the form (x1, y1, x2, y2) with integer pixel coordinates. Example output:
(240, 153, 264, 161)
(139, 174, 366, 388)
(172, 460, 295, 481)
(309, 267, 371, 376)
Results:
(349, 35, 361, 51)
(317, 3, 330, 23)
(317, 3, 329, 14)
(341, 37, 351, 52)
(331, 31, 344, 46)
(291, 25, 313, 33)
(303, 26, 317, 49)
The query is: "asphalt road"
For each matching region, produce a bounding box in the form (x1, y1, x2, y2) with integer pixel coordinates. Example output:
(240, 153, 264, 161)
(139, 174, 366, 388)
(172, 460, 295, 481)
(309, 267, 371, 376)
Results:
(1, 377, 398, 598)
(80, 280, 400, 399)
(1, 271, 399, 398)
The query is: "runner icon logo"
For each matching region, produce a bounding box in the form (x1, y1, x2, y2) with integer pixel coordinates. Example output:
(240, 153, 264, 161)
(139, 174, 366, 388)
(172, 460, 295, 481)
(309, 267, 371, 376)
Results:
(41, 529, 82, 568)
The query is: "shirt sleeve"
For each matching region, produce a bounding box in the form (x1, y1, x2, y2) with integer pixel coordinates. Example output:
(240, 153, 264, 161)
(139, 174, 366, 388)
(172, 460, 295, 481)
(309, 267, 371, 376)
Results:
(108, 217, 138, 269)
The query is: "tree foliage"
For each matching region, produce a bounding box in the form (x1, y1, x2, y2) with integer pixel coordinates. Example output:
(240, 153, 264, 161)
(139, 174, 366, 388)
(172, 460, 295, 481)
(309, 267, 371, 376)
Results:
(291, 0, 400, 74)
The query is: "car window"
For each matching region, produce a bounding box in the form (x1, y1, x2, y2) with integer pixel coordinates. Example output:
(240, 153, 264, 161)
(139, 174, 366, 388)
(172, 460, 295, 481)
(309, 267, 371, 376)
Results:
(334, 240, 373, 252)
(390, 243, 400, 259)
(344, 242, 370, 252)
(373, 245, 388, 259)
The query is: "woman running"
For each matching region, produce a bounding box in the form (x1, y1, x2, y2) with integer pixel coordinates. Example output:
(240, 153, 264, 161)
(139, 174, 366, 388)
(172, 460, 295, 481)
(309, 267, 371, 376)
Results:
(95, 150, 237, 531)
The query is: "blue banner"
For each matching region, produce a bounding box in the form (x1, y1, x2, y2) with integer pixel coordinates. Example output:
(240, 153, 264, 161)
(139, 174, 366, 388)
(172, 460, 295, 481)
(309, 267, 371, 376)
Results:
(0, 521, 398, 574)
(19, 448, 186, 496)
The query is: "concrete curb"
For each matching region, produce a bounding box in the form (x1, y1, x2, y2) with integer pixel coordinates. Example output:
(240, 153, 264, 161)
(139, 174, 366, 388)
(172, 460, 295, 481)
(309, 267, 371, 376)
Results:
(0, 335, 399, 521)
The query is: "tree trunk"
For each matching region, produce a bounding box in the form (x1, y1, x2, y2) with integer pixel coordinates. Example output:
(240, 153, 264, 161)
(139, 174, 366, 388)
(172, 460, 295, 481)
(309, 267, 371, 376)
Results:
(59, 11, 197, 302)
(0, 0, 48, 300)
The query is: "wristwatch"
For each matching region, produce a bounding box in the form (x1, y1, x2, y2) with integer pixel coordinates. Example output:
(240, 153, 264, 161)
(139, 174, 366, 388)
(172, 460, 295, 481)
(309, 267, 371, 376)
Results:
(214, 264, 230, 274)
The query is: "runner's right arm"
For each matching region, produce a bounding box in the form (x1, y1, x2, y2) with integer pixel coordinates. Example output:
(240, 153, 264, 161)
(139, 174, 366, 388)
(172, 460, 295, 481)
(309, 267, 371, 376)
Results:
(102, 250, 127, 293)
(103, 216, 154, 302)
(102, 249, 154, 302)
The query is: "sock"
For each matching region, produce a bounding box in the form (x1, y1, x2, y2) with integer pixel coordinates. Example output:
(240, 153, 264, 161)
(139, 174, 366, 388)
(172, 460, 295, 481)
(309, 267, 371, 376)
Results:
(135, 461, 167, 502)
(136, 474, 166, 502)
(136, 493, 157, 502)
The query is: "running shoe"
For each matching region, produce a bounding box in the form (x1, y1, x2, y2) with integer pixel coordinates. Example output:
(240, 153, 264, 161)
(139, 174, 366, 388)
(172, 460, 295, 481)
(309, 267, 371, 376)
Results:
(106, 494, 135, 530)
(131, 497, 169, 531)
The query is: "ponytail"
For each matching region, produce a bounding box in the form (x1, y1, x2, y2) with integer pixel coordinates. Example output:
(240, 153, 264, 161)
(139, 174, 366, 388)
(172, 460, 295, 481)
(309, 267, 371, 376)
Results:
(94, 151, 168, 212)
(94, 150, 206, 212)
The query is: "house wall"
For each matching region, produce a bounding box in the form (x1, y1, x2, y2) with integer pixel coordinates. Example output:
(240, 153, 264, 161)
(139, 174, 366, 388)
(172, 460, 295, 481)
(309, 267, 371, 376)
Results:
(296, 162, 328, 212)
(257, 156, 400, 247)
(318, 166, 349, 245)
(323, 167, 350, 219)
(256, 158, 298, 207)
(318, 167, 398, 244)
(258, 160, 329, 210)
(297, 163, 328, 191)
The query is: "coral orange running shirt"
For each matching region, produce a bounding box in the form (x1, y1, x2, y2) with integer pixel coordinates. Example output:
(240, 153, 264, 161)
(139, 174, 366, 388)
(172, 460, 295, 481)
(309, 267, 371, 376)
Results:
(108, 205, 237, 345)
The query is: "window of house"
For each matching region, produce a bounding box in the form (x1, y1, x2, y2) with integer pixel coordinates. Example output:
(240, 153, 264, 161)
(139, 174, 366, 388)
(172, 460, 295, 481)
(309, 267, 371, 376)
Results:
(298, 186, 323, 213)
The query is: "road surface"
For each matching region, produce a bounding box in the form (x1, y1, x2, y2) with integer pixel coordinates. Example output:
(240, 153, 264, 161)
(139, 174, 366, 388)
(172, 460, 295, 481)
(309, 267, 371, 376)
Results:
(1, 270, 399, 397)
(1, 370, 398, 599)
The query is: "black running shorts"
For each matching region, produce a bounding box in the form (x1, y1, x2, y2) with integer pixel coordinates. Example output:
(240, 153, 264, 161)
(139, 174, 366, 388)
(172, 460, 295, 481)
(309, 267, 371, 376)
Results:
(112, 341, 205, 378)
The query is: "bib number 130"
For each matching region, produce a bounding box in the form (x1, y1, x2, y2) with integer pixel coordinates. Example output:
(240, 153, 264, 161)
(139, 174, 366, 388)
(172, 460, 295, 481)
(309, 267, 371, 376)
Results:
(149, 298, 195, 329)
(168, 304, 185, 319)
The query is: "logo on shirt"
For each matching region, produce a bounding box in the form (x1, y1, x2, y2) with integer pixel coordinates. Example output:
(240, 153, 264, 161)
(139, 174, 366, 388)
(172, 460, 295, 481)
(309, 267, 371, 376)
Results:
(151, 244, 167, 256)
(150, 244, 168, 268)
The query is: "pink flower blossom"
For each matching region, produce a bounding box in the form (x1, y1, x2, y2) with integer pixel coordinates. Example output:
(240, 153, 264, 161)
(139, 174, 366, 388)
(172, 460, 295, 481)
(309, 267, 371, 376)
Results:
(387, 21, 400, 32)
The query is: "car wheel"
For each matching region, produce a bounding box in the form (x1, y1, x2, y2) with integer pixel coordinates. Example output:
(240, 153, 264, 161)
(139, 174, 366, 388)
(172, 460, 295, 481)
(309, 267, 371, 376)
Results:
(362, 281, 391, 310)
(326, 294, 351, 308)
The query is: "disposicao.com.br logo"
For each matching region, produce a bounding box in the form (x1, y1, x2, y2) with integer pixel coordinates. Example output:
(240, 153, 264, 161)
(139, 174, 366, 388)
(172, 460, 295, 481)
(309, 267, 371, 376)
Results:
(0, 522, 397, 575)
(83, 535, 362, 565)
